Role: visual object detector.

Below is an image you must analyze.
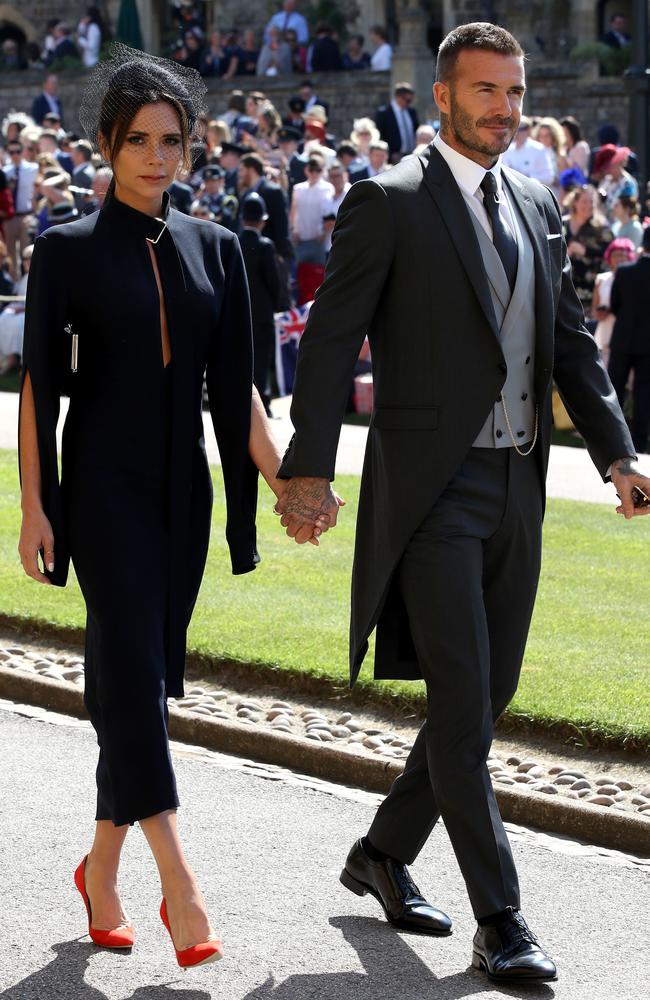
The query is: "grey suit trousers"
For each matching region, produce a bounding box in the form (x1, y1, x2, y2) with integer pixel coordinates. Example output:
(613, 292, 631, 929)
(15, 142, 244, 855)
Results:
(367, 445, 543, 919)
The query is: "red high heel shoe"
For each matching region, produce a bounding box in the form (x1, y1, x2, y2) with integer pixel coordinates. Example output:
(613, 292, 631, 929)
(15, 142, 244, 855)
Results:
(74, 856, 135, 949)
(160, 898, 223, 968)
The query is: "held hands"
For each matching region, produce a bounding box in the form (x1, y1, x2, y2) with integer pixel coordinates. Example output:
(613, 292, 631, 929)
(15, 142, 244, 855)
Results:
(611, 457, 650, 519)
(274, 476, 345, 545)
(18, 505, 54, 584)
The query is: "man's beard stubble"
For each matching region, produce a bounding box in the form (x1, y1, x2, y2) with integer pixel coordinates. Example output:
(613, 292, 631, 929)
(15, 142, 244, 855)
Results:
(441, 92, 516, 163)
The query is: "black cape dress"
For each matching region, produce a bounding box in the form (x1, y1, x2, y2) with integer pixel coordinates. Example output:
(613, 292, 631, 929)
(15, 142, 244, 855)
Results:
(20, 191, 259, 700)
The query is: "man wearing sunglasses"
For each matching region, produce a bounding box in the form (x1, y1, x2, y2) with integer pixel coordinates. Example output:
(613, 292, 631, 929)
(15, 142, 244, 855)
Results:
(3, 141, 37, 275)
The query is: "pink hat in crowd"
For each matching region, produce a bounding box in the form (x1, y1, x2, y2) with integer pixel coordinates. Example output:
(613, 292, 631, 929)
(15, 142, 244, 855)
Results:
(593, 143, 632, 174)
(604, 237, 637, 264)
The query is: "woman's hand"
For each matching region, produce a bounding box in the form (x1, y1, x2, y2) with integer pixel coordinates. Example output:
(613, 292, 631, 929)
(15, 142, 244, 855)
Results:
(567, 240, 586, 259)
(18, 505, 54, 584)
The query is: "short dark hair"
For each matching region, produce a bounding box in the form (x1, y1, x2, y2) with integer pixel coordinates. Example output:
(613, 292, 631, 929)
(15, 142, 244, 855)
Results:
(560, 116, 583, 145)
(73, 139, 94, 161)
(306, 154, 325, 171)
(370, 25, 388, 42)
(336, 141, 356, 158)
(240, 152, 264, 175)
(228, 90, 246, 113)
(436, 22, 523, 83)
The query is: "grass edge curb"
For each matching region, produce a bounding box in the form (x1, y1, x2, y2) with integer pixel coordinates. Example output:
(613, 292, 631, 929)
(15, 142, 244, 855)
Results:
(1, 613, 649, 754)
(2, 664, 649, 859)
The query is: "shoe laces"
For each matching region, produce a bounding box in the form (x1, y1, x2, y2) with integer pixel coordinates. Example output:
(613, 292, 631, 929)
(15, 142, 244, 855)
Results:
(499, 911, 539, 953)
(393, 863, 421, 899)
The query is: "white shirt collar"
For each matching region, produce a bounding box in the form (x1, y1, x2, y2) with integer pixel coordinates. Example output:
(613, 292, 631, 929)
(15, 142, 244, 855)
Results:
(433, 132, 503, 200)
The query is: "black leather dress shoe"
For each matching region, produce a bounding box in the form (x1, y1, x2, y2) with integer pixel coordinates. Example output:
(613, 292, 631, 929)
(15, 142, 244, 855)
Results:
(472, 909, 557, 981)
(340, 839, 452, 936)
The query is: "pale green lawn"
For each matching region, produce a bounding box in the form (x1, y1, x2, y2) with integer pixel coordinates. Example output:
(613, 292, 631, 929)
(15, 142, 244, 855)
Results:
(1, 448, 648, 745)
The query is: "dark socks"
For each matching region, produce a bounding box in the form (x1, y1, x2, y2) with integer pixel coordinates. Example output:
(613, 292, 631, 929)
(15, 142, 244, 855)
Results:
(361, 836, 391, 863)
(477, 907, 516, 927)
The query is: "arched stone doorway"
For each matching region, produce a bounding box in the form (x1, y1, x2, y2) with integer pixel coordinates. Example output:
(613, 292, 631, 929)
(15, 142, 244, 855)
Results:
(0, 4, 37, 43)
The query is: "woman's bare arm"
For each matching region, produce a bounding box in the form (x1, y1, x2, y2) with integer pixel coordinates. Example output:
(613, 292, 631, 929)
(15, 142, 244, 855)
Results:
(248, 385, 285, 498)
(18, 372, 54, 582)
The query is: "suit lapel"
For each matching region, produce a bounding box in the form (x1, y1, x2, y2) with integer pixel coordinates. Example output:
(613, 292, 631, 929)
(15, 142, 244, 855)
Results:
(501, 169, 555, 398)
(419, 146, 500, 341)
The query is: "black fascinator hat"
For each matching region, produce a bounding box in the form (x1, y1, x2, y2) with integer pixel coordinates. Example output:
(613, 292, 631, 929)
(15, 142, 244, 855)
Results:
(79, 42, 207, 169)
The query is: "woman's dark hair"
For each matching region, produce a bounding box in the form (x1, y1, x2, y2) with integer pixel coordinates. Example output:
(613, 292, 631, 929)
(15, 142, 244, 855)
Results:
(87, 6, 105, 31)
(79, 45, 207, 178)
(436, 22, 523, 83)
(560, 116, 583, 146)
(370, 25, 388, 42)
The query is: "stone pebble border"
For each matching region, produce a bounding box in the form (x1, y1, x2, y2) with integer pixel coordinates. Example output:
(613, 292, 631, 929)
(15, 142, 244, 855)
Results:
(1, 646, 649, 858)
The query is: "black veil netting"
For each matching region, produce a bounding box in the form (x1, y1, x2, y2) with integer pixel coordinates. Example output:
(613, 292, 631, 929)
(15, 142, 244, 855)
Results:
(78, 42, 208, 155)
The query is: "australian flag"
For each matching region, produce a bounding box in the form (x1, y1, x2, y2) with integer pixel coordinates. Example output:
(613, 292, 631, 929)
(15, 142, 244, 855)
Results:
(274, 301, 313, 396)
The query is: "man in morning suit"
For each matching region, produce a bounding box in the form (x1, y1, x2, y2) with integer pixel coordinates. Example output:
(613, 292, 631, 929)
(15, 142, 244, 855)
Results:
(375, 82, 420, 162)
(608, 224, 650, 453)
(239, 152, 293, 309)
(239, 193, 281, 416)
(31, 73, 64, 127)
(276, 22, 650, 983)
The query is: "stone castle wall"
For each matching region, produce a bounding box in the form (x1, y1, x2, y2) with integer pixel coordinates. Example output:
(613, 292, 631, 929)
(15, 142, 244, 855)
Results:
(0, 70, 393, 144)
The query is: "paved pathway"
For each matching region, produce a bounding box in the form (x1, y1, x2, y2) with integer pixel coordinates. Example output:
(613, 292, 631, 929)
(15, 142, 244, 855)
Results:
(1, 701, 648, 1000)
(1, 390, 640, 505)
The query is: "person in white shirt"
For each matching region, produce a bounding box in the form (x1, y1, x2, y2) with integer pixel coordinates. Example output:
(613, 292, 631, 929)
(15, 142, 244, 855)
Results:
(3, 140, 38, 275)
(322, 160, 351, 252)
(0, 244, 32, 373)
(290, 154, 334, 264)
(77, 7, 104, 69)
(369, 25, 392, 71)
(265, 0, 309, 46)
(502, 117, 554, 185)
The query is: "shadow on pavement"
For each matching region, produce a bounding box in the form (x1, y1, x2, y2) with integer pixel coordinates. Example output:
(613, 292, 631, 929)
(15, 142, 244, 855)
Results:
(242, 916, 557, 1000)
(0, 940, 211, 1000)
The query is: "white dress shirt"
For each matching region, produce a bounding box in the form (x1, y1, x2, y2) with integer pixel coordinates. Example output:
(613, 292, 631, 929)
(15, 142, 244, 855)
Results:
(432, 133, 516, 243)
(265, 10, 309, 44)
(322, 182, 350, 251)
(391, 99, 415, 153)
(4, 159, 38, 214)
(502, 136, 554, 186)
(370, 42, 392, 71)
(291, 177, 335, 241)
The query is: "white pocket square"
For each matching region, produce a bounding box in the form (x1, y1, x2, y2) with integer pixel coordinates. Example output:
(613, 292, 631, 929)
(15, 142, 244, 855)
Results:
(546, 233, 562, 240)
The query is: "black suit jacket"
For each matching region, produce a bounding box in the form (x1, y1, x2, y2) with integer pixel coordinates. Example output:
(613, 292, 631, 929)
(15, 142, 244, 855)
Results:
(610, 257, 650, 355)
(311, 37, 343, 71)
(375, 104, 419, 156)
(239, 228, 280, 326)
(31, 93, 63, 126)
(279, 144, 633, 685)
(349, 166, 370, 184)
(241, 180, 291, 257)
(21, 193, 258, 695)
(601, 30, 630, 49)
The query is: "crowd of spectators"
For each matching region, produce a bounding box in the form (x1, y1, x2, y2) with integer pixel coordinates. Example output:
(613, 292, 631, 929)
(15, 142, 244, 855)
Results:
(0, 59, 648, 448)
(170, 1, 393, 78)
(0, 7, 106, 73)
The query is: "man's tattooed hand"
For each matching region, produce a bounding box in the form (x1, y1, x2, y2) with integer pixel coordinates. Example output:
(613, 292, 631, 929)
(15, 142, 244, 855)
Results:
(610, 456, 650, 519)
(275, 477, 344, 545)
(613, 457, 638, 477)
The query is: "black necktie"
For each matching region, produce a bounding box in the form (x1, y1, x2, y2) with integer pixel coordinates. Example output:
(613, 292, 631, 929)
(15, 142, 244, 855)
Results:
(480, 171, 517, 292)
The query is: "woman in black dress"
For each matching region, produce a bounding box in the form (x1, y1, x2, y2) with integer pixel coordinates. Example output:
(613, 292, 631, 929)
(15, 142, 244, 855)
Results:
(17, 46, 302, 968)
